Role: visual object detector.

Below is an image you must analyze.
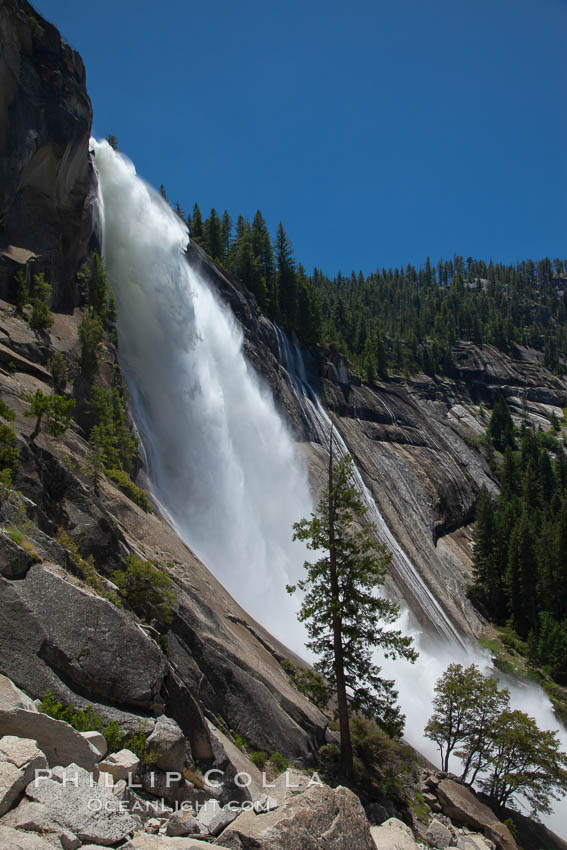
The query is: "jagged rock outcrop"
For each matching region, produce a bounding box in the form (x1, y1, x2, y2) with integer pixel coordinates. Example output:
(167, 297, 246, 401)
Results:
(0, 0, 96, 308)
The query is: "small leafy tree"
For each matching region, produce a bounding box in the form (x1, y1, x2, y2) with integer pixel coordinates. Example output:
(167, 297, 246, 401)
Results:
(111, 554, 175, 628)
(480, 709, 567, 816)
(425, 663, 509, 778)
(288, 431, 417, 781)
(426, 665, 567, 817)
(29, 273, 53, 331)
(24, 390, 75, 441)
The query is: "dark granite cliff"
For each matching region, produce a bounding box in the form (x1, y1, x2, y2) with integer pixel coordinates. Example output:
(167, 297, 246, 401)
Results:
(0, 0, 96, 309)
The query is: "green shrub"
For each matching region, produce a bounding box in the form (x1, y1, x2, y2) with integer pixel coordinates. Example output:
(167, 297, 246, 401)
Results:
(111, 553, 175, 627)
(127, 726, 161, 767)
(40, 691, 103, 732)
(250, 750, 269, 769)
(27, 14, 44, 38)
(233, 734, 245, 752)
(0, 399, 16, 421)
(40, 692, 130, 756)
(105, 468, 151, 511)
(48, 352, 68, 394)
(280, 658, 329, 710)
(269, 752, 288, 774)
(103, 720, 126, 753)
(56, 528, 120, 605)
(14, 270, 29, 313)
(0, 424, 19, 475)
(29, 273, 53, 331)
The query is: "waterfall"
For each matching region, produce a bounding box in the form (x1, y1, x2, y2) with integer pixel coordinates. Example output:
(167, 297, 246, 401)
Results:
(92, 139, 566, 836)
(91, 139, 312, 652)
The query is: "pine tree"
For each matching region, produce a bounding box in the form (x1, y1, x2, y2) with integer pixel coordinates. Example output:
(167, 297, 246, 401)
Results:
(288, 432, 417, 780)
(275, 222, 298, 329)
(191, 204, 203, 242)
(204, 208, 222, 260)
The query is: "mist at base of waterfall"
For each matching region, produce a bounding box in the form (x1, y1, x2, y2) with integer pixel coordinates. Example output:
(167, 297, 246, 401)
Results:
(92, 138, 566, 839)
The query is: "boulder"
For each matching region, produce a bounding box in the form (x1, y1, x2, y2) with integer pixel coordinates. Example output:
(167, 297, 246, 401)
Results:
(0, 824, 59, 849)
(436, 780, 517, 850)
(218, 781, 374, 849)
(24, 762, 137, 845)
(371, 817, 419, 850)
(124, 835, 233, 849)
(426, 818, 454, 849)
(207, 804, 237, 836)
(0, 710, 100, 774)
(98, 748, 140, 781)
(458, 835, 494, 850)
(0, 735, 47, 817)
(0, 534, 36, 578)
(138, 767, 210, 806)
(0, 798, 80, 849)
(206, 719, 264, 803)
(165, 809, 209, 837)
(197, 797, 222, 829)
(1, 563, 167, 710)
(80, 731, 107, 759)
(0, 674, 37, 713)
(146, 715, 185, 773)
(253, 793, 279, 813)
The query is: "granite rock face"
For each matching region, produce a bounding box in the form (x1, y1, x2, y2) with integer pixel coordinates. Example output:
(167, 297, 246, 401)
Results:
(0, 0, 96, 308)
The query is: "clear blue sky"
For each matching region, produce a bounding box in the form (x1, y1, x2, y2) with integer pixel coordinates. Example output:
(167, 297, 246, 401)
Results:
(35, 0, 566, 276)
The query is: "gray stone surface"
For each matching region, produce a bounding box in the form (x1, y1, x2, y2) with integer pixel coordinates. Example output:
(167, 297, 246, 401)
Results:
(426, 818, 454, 849)
(165, 809, 210, 837)
(0, 710, 100, 774)
(253, 793, 279, 814)
(1, 798, 81, 848)
(0, 0, 95, 310)
(207, 805, 237, 836)
(0, 534, 36, 579)
(197, 797, 222, 828)
(124, 835, 233, 849)
(98, 748, 140, 781)
(206, 719, 264, 804)
(80, 731, 107, 759)
(371, 817, 419, 850)
(218, 780, 374, 849)
(0, 675, 37, 713)
(436, 780, 517, 850)
(146, 715, 185, 773)
(24, 762, 137, 845)
(0, 824, 59, 849)
(0, 735, 47, 817)
(8, 562, 168, 710)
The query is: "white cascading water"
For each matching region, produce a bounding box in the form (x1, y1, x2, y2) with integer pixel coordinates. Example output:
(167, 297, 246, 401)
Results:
(92, 139, 312, 650)
(92, 140, 566, 836)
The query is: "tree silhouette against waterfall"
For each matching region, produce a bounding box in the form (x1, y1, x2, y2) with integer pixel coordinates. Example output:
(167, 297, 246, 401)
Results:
(287, 430, 417, 781)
